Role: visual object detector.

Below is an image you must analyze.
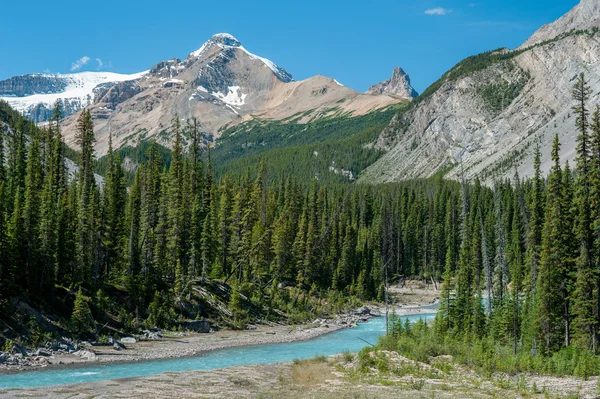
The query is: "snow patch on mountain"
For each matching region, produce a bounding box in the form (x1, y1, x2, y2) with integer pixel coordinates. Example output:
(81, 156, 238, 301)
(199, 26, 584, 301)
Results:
(0, 71, 148, 114)
(212, 86, 247, 107)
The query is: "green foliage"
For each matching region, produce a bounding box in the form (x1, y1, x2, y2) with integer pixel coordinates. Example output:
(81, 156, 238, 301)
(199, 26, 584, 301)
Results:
(477, 72, 528, 114)
(95, 140, 172, 184)
(212, 106, 402, 183)
(146, 291, 175, 329)
(382, 318, 600, 378)
(71, 288, 93, 334)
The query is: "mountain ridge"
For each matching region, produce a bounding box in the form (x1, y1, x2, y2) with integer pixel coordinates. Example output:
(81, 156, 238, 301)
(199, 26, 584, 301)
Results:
(361, 0, 600, 185)
(0, 33, 409, 157)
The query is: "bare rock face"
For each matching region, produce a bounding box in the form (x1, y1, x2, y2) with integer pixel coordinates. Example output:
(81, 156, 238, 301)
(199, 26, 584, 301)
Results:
(522, 0, 600, 47)
(366, 67, 418, 99)
(361, 1, 600, 185)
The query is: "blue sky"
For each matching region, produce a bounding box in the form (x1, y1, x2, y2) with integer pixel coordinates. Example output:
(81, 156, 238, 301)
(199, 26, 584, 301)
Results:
(0, 0, 578, 93)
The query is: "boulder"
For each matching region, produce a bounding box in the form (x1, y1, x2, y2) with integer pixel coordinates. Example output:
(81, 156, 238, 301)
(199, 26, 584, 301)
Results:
(120, 337, 137, 344)
(182, 320, 211, 333)
(113, 342, 126, 350)
(74, 350, 96, 360)
(354, 306, 370, 316)
(34, 348, 51, 357)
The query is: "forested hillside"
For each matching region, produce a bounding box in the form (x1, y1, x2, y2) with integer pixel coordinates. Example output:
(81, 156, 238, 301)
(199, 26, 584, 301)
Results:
(375, 73, 600, 377)
(95, 105, 401, 185)
(0, 99, 457, 343)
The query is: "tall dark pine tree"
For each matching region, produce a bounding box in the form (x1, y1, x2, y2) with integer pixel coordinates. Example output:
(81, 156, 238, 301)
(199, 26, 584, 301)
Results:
(0, 122, 6, 295)
(23, 129, 42, 293)
(75, 110, 99, 287)
(591, 106, 600, 351)
(168, 117, 187, 293)
(101, 133, 127, 280)
(537, 134, 567, 352)
(523, 142, 544, 349)
(571, 73, 598, 350)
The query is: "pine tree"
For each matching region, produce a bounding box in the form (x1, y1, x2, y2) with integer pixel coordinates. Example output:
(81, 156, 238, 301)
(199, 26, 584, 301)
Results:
(23, 128, 42, 293)
(101, 133, 127, 280)
(75, 110, 98, 287)
(71, 288, 92, 334)
(571, 72, 598, 350)
(523, 142, 544, 350)
(537, 134, 567, 352)
(0, 122, 6, 295)
(167, 117, 187, 286)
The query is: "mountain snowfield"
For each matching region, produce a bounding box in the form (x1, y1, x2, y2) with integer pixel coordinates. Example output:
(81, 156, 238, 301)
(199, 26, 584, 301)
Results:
(0, 71, 147, 121)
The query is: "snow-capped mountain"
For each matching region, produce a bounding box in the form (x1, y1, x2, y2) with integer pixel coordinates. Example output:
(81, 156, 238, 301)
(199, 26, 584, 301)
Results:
(189, 33, 293, 83)
(49, 33, 404, 157)
(0, 71, 147, 122)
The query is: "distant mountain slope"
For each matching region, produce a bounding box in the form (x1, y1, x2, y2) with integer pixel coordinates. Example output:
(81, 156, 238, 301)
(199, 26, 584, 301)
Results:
(361, 0, 600, 184)
(47, 34, 404, 158)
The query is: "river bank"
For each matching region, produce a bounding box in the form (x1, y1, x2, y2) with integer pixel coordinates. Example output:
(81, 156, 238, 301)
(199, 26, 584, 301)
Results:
(1, 343, 594, 399)
(0, 283, 440, 374)
(0, 305, 383, 373)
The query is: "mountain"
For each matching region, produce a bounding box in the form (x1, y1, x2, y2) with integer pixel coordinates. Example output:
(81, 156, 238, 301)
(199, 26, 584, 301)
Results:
(0, 33, 401, 158)
(0, 71, 147, 122)
(361, 0, 600, 184)
(366, 67, 418, 99)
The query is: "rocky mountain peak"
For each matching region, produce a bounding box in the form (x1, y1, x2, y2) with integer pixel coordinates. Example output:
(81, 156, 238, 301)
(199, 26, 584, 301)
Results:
(366, 66, 418, 99)
(189, 33, 242, 58)
(210, 33, 242, 47)
(522, 0, 600, 47)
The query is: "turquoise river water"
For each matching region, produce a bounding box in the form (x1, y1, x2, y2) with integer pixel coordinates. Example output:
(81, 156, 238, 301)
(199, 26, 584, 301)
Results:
(0, 313, 435, 389)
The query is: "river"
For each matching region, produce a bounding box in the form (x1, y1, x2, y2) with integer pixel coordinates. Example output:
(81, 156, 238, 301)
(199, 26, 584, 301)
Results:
(0, 313, 435, 389)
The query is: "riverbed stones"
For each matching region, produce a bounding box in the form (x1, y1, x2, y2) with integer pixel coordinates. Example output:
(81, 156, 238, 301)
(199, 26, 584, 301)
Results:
(34, 348, 51, 357)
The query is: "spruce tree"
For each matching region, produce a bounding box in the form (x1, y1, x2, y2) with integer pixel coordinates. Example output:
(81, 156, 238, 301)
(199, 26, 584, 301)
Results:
(537, 134, 567, 352)
(571, 72, 598, 350)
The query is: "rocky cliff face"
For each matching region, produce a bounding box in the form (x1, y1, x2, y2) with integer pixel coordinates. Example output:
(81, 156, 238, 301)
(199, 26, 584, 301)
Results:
(366, 67, 418, 99)
(522, 0, 600, 47)
(361, 0, 600, 184)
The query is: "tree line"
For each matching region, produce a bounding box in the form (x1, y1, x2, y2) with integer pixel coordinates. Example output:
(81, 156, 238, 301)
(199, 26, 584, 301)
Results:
(434, 73, 600, 358)
(0, 101, 461, 331)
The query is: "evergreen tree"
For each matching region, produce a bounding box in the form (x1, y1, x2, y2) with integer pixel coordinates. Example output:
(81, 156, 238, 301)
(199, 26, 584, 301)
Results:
(537, 134, 567, 352)
(571, 72, 598, 350)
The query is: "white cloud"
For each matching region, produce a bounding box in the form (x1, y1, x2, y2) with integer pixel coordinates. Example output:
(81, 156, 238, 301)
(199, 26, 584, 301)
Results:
(425, 7, 451, 15)
(71, 56, 90, 71)
(96, 58, 103, 69)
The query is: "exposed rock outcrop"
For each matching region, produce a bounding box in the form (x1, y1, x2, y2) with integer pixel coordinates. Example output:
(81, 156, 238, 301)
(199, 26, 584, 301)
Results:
(362, 1, 600, 184)
(366, 67, 418, 99)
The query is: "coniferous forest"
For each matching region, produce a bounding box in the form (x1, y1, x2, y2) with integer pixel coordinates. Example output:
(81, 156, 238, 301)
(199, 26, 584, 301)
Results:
(1, 73, 600, 377)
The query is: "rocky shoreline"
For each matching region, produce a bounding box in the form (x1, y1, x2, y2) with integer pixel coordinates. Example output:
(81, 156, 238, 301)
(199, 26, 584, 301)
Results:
(0, 305, 390, 373)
